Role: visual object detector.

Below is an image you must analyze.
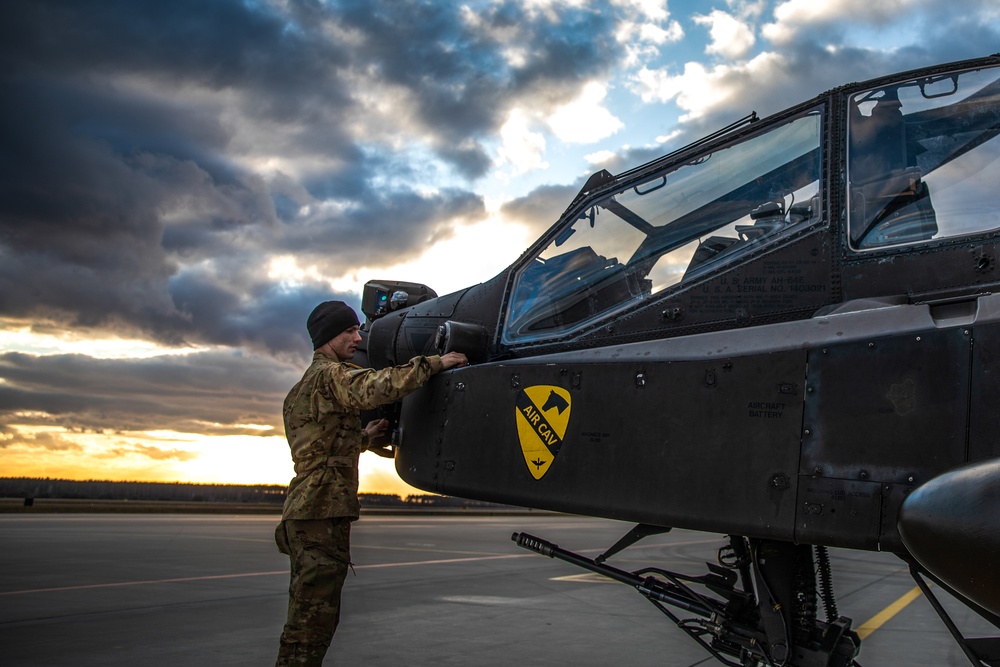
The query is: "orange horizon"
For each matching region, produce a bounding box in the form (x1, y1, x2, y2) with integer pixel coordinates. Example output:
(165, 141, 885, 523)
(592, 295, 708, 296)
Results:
(0, 437, 423, 497)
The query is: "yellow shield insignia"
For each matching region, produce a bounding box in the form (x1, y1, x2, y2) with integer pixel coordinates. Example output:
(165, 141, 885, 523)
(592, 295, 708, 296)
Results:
(514, 385, 571, 480)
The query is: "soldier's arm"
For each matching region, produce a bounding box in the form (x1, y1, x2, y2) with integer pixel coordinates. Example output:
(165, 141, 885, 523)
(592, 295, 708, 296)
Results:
(327, 355, 444, 410)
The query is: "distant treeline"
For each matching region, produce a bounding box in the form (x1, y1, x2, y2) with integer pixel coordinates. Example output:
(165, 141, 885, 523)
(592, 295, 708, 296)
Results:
(0, 478, 286, 504)
(0, 478, 520, 509)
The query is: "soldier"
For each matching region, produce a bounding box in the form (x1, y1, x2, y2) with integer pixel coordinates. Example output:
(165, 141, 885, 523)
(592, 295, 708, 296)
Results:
(275, 300, 468, 666)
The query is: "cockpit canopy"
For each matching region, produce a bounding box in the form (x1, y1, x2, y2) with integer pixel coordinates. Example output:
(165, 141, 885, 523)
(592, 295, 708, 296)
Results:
(504, 109, 823, 344)
(848, 66, 1000, 249)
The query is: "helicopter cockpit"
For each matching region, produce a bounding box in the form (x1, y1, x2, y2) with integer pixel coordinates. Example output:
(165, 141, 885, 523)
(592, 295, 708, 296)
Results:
(504, 109, 823, 344)
(848, 65, 1000, 250)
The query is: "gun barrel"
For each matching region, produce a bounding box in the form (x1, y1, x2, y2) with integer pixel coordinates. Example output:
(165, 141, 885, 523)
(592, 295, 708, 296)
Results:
(511, 532, 712, 616)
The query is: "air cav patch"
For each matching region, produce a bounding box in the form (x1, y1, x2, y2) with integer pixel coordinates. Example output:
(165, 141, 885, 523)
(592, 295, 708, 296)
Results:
(515, 385, 571, 480)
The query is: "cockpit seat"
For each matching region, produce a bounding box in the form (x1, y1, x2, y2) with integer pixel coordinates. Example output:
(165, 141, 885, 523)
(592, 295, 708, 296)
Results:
(736, 200, 786, 241)
(684, 236, 740, 275)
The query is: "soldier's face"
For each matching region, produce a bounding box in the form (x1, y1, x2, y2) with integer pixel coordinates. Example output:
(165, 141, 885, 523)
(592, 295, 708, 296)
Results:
(327, 326, 362, 361)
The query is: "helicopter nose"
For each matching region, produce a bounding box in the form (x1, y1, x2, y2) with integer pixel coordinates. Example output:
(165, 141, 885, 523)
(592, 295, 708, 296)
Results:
(898, 458, 1000, 616)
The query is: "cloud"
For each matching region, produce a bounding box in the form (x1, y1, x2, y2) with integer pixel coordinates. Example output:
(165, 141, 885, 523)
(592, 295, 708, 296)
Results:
(499, 182, 583, 239)
(630, 2, 1000, 150)
(497, 109, 550, 176)
(762, 0, 1000, 53)
(585, 150, 618, 165)
(102, 443, 199, 462)
(763, 0, 924, 45)
(613, 2, 684, 67)
(0, 0, 631, 357)
(632, 52, 790, 122)
(546, 82, 625, 144)
(0, 350, 300, 435)
(498, 81, 624, 175)
(696, 10, 757, 59)
(4, 0, 998, 358)
(0, 428, 82, 452)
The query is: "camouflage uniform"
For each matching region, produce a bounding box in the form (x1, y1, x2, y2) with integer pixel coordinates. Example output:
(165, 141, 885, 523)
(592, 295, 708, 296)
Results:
(275, 350, 442, 666)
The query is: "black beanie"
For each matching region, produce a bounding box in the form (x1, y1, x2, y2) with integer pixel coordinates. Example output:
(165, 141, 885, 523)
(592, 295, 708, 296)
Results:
(307, 301, 360, 350)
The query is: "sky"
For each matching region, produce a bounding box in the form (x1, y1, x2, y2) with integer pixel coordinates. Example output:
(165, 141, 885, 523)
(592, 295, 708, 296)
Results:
(1, 0, 998, 496)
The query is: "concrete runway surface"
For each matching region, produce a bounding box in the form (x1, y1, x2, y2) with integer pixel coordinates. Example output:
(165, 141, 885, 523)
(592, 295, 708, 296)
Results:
(1, 513, 994, 666)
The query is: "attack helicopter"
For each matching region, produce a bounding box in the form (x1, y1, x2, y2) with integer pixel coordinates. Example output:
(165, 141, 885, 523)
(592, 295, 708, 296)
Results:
(359, 54, 1000, 666)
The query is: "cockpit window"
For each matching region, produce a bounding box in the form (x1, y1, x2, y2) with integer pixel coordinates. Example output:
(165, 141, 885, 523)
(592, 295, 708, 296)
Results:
(848, 66, 1000, 250)
(503, 109, 823, 344)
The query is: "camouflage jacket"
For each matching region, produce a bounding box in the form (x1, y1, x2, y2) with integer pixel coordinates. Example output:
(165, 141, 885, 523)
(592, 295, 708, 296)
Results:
(280, 351, 443, 520)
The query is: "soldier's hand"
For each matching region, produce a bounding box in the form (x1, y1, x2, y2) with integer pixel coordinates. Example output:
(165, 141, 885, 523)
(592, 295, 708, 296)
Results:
(440, 351, 469, 370)
(364, 418, 389, 440)
(368, 445, 395, 458)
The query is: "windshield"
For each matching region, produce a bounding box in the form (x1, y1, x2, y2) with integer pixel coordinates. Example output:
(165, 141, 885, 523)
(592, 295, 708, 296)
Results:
(504, 109, 823, 344)
(848, 65, 1000, 249)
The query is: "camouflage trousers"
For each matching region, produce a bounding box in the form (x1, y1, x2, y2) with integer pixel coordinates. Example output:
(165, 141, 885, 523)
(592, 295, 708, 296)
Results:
(274, 518, 352, 666)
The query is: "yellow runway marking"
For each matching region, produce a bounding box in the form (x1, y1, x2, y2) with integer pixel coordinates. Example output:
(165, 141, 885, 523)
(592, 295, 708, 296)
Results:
(856, 585, 924, 639)
(554, 571, 926, 642)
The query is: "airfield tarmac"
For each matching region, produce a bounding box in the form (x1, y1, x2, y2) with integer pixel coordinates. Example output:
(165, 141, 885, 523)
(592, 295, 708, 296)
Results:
(0, 513, 993, 666)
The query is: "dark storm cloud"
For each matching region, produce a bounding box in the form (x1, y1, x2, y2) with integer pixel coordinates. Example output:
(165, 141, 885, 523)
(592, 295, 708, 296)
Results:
(0, 0, 618, 357)
(0, 350, 300, 436)
(500, 183, 582, 240)
(329, 0, 615, 175)
(1, 0, 351, 98)
(0, 74, 277, 345)
(167, 274, 360, 358)
(277, 187, 486, 259)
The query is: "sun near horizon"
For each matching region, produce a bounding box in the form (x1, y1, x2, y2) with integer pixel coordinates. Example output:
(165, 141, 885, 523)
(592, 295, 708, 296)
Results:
(0, 428, 425, 496)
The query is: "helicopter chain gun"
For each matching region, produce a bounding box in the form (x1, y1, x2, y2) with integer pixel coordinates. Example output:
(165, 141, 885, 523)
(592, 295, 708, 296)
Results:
(360, 55, 1000, 666)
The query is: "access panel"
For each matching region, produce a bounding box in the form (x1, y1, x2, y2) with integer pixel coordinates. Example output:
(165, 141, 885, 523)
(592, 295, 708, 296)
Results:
(797, 327, 970, 549)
